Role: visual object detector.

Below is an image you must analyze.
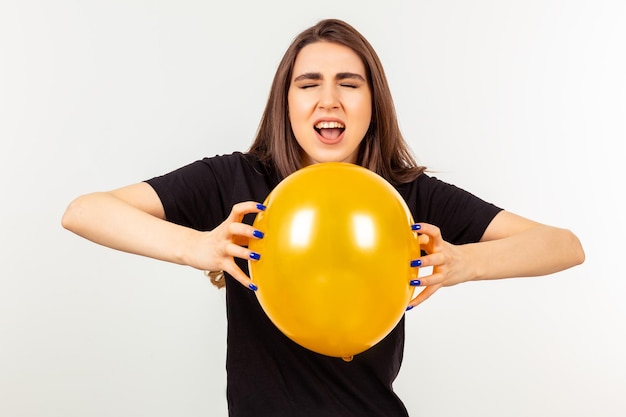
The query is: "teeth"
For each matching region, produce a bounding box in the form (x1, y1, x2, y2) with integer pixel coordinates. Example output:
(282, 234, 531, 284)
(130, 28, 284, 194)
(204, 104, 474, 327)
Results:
(315, 121, 345, 129)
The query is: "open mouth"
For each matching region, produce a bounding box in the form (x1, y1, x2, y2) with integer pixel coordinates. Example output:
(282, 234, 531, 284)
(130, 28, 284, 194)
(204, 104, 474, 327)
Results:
(314, 121, 345, 142)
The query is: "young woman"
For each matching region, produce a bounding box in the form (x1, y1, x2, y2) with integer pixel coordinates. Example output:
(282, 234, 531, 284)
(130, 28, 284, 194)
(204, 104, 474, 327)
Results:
(62, 19, 584, 417)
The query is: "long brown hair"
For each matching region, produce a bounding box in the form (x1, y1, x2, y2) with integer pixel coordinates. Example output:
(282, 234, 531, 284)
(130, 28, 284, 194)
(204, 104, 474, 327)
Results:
(248, 18, 425, 185)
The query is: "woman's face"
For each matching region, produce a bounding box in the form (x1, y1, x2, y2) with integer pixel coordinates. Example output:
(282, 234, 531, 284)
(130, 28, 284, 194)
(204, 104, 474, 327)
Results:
(288, 41, 372, 166)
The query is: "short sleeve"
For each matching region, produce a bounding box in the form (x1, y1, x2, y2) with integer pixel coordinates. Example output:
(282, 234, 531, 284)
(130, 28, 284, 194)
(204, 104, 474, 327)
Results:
(398, 174, 503, 245)
(145, 152, 277, 232)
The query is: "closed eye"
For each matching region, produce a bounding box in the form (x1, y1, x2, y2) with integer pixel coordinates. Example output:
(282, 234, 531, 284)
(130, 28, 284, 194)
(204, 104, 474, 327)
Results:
(336, 72, 366, 88)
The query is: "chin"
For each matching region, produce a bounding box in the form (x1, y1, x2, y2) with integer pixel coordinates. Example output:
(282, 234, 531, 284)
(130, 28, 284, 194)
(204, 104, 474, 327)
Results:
(304, 153, 358, 166)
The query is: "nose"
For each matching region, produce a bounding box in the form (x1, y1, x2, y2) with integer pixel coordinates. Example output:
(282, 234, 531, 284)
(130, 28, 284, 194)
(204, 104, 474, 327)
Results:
(318, 85, 340, 110)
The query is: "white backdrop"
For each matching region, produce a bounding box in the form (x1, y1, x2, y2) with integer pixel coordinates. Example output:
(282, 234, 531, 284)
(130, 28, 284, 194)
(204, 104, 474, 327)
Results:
(1, 1, 624, 416)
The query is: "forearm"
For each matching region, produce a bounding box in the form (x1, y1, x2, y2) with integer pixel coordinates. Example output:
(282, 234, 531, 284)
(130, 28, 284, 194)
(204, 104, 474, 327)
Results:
(466, 224, 585, 281)
(62, 191, 199, 267)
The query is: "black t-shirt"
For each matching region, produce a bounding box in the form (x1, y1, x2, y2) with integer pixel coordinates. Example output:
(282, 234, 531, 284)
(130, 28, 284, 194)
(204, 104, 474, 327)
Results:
(146, 152, 502, 417)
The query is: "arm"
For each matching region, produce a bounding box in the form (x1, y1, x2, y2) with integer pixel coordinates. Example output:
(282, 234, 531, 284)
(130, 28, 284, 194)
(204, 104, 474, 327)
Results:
(61, 182, 263, 289)
(471, 210, 584, 279)
(408, 210, 585, 307)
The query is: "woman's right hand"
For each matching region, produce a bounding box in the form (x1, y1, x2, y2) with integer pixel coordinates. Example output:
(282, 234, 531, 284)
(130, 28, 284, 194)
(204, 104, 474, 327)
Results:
(190, 201, 266, 290)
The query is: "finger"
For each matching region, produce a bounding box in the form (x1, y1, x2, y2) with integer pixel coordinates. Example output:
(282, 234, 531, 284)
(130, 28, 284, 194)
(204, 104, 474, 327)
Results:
(229, 201, 267, 222)
(222, 260, 258, 291)
(406, 284, 442, 310)
(410, 271, 444, 288)
(411, 252, 446, 269)
(413, 222, 442, 238)
(228, 223, 265, 246)
(228, 222, 265, 240)
(226, 241, 261, 263)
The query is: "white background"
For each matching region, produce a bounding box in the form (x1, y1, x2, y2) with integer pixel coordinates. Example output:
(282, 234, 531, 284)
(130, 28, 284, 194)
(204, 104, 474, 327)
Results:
(1, 1, 624, 416)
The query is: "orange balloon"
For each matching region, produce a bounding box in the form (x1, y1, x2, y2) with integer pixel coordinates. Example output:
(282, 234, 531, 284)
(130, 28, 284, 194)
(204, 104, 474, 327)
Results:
(248, 162, 419, 358)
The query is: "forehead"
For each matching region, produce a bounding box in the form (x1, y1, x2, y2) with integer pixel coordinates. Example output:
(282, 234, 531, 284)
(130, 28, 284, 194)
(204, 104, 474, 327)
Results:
(292, 41, 366, 75)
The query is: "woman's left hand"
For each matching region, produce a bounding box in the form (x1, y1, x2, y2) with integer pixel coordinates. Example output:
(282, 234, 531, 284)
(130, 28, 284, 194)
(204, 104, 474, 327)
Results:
(405, 211, 584, 310)
(407, 223, 475, 309)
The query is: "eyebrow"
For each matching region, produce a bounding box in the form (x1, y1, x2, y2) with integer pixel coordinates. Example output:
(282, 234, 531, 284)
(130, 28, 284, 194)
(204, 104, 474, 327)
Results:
(293, 72, 366, 82)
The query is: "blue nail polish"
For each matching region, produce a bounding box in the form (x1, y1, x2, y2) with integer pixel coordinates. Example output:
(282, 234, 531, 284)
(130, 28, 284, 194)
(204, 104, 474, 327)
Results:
(248, 283, 258, 291)
(252, 230, 264, 239)
(256, 204, 266, 211)
(410, 259, 422, 268)
(406, 305, 414, 311)
(410, 279, 421, 287)
(411, 224, 421, 231)
(249, 251, 261, 260)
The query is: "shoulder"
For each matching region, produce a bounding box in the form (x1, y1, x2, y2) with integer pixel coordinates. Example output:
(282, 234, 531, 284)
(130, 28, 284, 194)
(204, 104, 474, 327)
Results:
(205, 152, 280, 191)
(397, 172, 503, 244)
(197, 151, 262, 172)
(158, 152, 277, 187)
(197, 152, 280, 205)
(398, 172, 499, 200)
(144, 152, 278, 229)
(396, 172, 456, 198)
(201, 152, 277, 178)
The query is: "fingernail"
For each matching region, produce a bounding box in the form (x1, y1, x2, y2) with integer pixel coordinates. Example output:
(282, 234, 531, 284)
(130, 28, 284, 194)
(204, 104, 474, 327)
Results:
(252, 230, 264, 239)
(249, 252, 261, 260)
(410, 279, 421, 287)
(406, 305, 414, 311)
(256, 204, 266, 211)
(410, 259, 422, 267)
(411, 224, 421, 231)
(248, 283, 258, 291)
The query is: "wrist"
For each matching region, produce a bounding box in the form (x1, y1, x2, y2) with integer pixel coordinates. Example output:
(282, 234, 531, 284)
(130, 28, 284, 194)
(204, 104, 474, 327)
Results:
(175, 227, 205, 268)
(463, 242, 486, 282)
